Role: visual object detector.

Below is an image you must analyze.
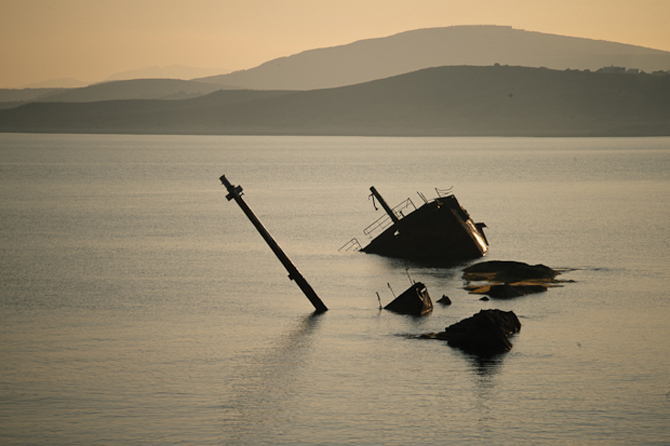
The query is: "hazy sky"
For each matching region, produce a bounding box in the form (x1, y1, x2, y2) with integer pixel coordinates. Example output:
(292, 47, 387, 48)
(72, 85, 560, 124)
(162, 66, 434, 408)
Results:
(2, 0, 669, 88)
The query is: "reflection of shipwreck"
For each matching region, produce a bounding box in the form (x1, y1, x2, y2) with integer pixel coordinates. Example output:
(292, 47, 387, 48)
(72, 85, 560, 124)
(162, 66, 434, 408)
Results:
(343, 186, 489, 264)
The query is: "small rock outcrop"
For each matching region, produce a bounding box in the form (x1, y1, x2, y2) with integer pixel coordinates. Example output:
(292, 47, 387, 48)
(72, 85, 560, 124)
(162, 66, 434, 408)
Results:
(463, 260, 557, 282)
(422, 309, 521, 355)
(463, 260, 566, 299)
(437, 295, 452, 305)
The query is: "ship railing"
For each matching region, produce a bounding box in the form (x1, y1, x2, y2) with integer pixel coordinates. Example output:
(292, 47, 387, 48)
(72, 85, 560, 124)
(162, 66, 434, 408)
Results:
(363, 198, 416, 238)
(363, 214, 394, 238)
(435, 186, 454, 197)
(338, 238, 362, 252)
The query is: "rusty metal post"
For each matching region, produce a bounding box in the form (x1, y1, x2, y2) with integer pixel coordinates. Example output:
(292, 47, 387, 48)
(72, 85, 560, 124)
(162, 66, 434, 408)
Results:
(369, 186, 400, 224)
(220, 175, 328, 313)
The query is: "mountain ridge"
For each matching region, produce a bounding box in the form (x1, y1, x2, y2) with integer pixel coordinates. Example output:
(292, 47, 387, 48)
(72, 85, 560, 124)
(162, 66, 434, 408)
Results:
(0, 79, 234, 109)
(36, 79, 233, 102)
(4, 25, 670, 107)
(2, 65, 668, 137)
(196, 25, 670, 90)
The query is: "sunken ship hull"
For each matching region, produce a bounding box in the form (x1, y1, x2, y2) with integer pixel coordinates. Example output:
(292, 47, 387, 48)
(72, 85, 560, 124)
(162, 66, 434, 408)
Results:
(360, 188, 488, 264)
(384, 282, 433, 316)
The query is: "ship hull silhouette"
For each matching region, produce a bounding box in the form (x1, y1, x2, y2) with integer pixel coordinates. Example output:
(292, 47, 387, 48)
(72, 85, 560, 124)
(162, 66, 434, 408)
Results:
(345, 186, 488, 264)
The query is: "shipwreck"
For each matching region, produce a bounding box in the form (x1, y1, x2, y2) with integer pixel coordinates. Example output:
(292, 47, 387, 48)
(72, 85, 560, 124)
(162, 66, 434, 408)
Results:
(342, 186, 489, 264)
(384, 282, 433, 316)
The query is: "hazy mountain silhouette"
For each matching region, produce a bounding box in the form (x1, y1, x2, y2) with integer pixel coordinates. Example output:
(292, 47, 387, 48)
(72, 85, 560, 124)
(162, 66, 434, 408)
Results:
(21, 78, 88, 88)
(41, 79, 234, 102)
(2, 66, 668, 137)
(197, 25, 670, 90)
(0, 88, 62, 103)
(0, 88, 68, 110)
(5, 25, 669, 108)
(104, 65, 227, 82)
(1, 79, 233, 107)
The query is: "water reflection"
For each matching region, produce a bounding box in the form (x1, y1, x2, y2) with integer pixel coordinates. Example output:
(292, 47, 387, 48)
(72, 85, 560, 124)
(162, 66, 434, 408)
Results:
(467, 354, 505, 377)
(221, 313, 323, 444)
(375, 255, 467, 278)
(465, 352, 505, 425)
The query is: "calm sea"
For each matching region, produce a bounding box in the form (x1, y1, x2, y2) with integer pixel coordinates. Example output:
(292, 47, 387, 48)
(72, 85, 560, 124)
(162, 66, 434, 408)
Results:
(1, 133, 669, 445)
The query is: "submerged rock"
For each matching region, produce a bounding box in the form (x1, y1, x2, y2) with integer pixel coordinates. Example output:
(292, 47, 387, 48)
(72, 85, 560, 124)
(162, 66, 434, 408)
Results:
(475, 283, 548, 299)
(422, 309, 521, 355)
(463, 260, 557, 283)
(437, 295, 452, 305)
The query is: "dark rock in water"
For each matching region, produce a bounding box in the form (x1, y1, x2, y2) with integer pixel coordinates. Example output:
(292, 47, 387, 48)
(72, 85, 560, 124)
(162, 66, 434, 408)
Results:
(479, 296, 490, 301)
(431, 309, 521, 355)
(463, 260, 565, 299)
(384, 282, 433, 316)
(484, 283, 548, 299)
(437, 295, 452, 305)
(463, 260, 557, 283)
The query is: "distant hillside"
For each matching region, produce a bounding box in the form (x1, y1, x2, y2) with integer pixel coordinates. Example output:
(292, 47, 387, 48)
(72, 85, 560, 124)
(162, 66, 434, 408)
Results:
(0, 88, 63, 109)
(104, 65, 227, 82)
(197, 25, 670, 90)
(34, 79, 230, 102)
(22, 78, 88, 88)
(0, 79, 233, 108)
(1, 66, 669, 137)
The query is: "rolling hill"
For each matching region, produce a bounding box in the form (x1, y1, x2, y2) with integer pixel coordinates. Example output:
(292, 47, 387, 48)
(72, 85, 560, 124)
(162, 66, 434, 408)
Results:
(26, 79, 230, 103)
(1, 65, 668, 137)
(196, 25, 670, 91)
(4, 25, 669, 109)
(0, 79, 233, 108)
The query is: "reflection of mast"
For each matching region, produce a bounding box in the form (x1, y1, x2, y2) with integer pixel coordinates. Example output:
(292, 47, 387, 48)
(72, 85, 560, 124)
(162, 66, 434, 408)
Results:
(220, 175, 328, 313)
(223, 313, 323, 438)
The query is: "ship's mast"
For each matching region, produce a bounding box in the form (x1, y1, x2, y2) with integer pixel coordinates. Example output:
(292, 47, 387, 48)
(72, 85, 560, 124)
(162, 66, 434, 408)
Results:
(369, 186, 400, 224)
(220, 175, 328, 313)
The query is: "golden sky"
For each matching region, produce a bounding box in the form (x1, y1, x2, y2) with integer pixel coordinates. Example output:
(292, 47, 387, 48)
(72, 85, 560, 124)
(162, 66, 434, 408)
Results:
(1, 0, 669, 88)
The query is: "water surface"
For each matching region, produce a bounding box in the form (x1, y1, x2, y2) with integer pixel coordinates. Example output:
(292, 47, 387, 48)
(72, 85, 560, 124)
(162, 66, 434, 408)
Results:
(1, 134, 669, 445)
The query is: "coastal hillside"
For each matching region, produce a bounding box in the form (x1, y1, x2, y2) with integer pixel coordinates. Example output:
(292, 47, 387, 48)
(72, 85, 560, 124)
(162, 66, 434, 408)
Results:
(0, 88, 64, 110)
(0, 79, 230, 108)
(1, 65, 668, 137)
(4, 26, 669, 107)
(197, 25, 670, 90)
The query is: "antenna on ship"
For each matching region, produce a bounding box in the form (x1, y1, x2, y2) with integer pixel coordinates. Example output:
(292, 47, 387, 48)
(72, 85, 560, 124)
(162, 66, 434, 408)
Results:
(369, 192, 378, 211)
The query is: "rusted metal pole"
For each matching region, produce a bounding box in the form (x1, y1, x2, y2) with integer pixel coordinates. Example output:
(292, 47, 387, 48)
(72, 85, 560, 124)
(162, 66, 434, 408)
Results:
(369, 186, 400, 224)
(220, 175, 328, 313)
